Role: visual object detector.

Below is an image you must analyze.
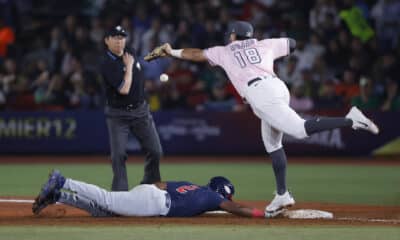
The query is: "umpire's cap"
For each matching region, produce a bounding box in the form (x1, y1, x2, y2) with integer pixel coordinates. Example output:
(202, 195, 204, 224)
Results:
(227, 21, 254, 38)
(105, 25, 128, 38)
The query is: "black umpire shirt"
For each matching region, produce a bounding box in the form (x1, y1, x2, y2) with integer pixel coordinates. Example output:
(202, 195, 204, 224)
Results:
(101, 49, 145, 109)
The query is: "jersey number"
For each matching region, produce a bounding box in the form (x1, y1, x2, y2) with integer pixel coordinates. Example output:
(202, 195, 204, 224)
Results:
(234, 48, 261, 68)
(176, 185, 199, 193)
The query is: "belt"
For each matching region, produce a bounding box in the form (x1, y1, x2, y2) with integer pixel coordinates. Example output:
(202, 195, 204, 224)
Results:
(109, 101, 144, 111)
(247, 77, 262, 86)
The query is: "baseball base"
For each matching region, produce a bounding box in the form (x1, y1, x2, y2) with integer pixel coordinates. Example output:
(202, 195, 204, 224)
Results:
(206, 209, 333, 219)
(282, 209, 333, 219)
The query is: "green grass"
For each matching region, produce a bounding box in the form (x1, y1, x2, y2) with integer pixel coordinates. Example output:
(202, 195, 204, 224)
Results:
(0, 226, 399, 240)
(0, 163, 399, 240)
(0, 163, 399, 205)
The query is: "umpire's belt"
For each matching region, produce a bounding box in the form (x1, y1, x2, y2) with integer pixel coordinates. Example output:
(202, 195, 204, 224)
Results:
(247, 77, 262, 86)
(111, 101, 144, 111)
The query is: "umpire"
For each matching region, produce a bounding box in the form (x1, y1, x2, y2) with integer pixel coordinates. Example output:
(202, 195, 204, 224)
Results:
(101, 25, 162, 191)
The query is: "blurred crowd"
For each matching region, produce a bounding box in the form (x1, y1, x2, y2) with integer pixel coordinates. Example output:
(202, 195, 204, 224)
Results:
(0, 0, 399, 112)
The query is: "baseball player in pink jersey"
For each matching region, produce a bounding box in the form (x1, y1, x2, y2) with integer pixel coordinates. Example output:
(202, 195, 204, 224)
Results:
(147, 21, 379, 217)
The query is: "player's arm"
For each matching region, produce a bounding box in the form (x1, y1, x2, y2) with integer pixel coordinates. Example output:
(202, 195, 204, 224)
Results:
(219, 200, 266, 218)
(164, 43, 207, 62)
(144, 43, 213, 63)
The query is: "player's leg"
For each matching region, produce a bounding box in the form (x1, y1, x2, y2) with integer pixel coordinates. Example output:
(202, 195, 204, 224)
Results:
(259, 103, 379, 139)
(62, 178, 113, 208)
(303, 106, 380, 135)
(247, 76, 378, 138)
(58, 191, 116, 217)
(32, 170, 66, 214)
(252, 101, 307, 139)
(129, 103, 162, 184)
(106, 117, 130, 191)
(261, 120, 286, 195)
(32, 170, 168, 217)
(63, 178, 169, 216)
(261, 121, 295, 217)
(31, 170, 112, 216)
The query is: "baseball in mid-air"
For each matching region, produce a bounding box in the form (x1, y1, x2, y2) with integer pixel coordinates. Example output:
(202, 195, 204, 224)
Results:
(160, 73, 169, 82)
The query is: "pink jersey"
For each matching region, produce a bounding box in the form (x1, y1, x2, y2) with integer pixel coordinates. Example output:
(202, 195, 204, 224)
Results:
(204, 38, 290, 97)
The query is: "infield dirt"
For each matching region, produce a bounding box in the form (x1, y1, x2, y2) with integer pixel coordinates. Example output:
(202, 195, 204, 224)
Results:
(0, 199, 399, 227)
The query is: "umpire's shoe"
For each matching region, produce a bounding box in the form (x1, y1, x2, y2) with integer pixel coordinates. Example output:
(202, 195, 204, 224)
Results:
(265, 191, 295, 218)
(32, 170, 66, 215)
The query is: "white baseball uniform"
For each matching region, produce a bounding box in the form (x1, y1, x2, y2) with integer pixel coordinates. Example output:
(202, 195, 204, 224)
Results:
(204, 38, 308, 153)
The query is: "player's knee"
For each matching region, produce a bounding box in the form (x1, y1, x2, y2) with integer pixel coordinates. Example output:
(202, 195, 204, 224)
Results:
(265, 143, 283, 153)
(291, 129, 308, 139)
(289, 120, 308, 139)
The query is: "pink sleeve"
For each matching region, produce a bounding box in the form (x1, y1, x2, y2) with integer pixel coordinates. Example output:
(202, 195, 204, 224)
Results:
(203, 46, 224, 66)
(261, 38, 289, 59)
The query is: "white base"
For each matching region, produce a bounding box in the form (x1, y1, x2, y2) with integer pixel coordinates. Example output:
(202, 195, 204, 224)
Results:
(206, 209, 334, 219)
(283, 209, 333, 219)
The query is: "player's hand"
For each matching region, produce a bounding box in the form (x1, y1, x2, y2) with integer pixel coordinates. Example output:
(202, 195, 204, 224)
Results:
(163, 43, 172, 55)
(144, 43, 170, 62)
(123, 52, 134, 67)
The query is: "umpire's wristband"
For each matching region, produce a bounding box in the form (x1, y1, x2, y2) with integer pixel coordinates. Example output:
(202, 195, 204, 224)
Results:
(170, 49, 183, 58)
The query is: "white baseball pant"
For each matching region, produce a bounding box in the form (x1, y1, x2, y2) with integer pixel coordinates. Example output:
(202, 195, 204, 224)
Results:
(63, 179, 170, 216)
(243, 75, 308, 153)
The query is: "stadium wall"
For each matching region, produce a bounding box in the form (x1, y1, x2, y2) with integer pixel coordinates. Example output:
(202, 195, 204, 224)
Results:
(0, 111, 398, 156)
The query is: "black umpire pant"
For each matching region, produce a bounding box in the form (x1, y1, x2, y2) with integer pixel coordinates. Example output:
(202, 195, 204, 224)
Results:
(105, 102, 162, 191)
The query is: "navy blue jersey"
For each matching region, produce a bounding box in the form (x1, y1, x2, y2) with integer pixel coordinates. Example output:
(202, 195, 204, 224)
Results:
(166, 181, 228, 217)
(101, 49, 145, 108)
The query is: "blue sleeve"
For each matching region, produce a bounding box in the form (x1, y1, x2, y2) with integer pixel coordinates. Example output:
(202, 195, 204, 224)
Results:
(206, 191, 228, 210)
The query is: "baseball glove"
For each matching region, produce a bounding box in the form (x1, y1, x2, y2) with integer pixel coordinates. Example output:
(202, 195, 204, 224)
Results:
(144, 44, 168, 62)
